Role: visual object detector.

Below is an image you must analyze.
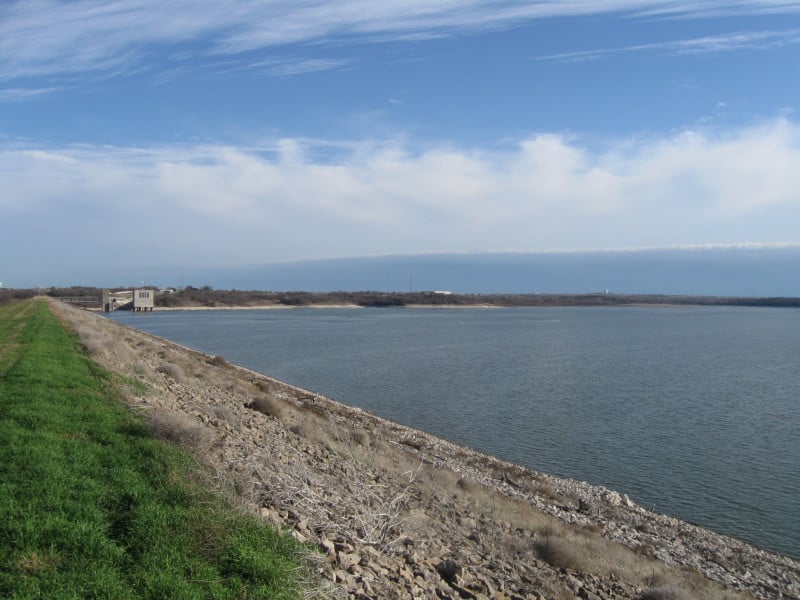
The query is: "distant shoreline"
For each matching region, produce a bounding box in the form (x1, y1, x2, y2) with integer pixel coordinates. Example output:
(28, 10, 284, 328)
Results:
(39, 287, 800, 312)
(151, 294, 800, 311)
(153, 290, 800, 310)
(94, 300, 776, 314)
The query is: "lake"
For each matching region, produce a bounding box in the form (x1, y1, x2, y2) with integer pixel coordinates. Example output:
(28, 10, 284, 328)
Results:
(107, 305, 800, 559)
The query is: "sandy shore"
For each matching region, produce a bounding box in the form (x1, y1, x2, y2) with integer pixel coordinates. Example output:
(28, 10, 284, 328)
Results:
(54, 300, 799, 600)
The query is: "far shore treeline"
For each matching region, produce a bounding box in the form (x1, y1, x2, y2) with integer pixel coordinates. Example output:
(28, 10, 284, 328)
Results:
(4, 285, 800, 309)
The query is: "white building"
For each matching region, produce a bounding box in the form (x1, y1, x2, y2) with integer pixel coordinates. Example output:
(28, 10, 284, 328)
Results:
(133, 289, 154, 312)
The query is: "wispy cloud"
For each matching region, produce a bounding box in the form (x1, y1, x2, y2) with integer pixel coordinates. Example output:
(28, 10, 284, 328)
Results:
(2, 118, 799, 267)
(240, 57, 352, 77)
(2, 1, 800, 82)
(537, 27, 800, 62)
(636, 0, 800, 19)
(0, 86, 60, 101)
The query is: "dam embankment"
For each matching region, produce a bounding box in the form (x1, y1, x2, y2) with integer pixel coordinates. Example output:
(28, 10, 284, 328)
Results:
(53, 300, 800, 600)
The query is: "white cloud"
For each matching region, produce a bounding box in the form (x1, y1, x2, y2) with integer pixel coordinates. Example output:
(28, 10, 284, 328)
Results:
(2, 1, 800, 81)
(537, 28, 800, 62)
(616, 120, 800, 213)
(2, 118, 799, 268)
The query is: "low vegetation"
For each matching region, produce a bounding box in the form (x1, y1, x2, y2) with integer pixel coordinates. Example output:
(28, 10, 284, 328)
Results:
(0, 300, 317, 599)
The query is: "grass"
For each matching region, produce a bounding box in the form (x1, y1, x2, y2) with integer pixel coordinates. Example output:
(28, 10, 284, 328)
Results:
(0, 300, 314, 599)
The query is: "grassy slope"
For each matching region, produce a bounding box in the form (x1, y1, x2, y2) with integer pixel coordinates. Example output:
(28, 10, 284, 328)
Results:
(0, 300, 311, 599)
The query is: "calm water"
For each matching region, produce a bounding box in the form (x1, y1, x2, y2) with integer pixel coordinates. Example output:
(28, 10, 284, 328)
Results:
(108, 306, 800, 559)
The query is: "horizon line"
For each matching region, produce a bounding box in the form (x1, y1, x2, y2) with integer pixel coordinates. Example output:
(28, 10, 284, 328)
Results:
(231, 242, 800, 268)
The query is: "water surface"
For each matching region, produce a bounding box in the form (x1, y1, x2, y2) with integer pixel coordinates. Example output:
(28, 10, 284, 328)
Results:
(109, 305, 800, 559)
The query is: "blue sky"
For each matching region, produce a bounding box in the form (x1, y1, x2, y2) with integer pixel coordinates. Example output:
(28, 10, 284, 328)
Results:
(2, 1, 800, 287)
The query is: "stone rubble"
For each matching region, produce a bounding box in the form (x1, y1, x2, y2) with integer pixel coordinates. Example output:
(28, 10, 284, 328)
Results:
(53, 301, 800, 600)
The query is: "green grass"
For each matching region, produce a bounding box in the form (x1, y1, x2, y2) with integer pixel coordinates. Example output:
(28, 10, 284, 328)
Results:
(0, 300, 314, 599)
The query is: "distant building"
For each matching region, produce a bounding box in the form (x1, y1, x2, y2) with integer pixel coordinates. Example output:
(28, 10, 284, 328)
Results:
(422, 290, 453, 296)
(103, 289, 132, 312)
(103, 288, 154, 312)
(133, 289, 154, 312)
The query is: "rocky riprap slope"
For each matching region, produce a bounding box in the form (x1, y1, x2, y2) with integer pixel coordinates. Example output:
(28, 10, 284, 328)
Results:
(53, 301, 799, 600)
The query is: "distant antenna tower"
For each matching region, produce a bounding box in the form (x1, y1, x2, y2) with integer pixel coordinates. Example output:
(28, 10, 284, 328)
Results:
(409, 275, 413, 292)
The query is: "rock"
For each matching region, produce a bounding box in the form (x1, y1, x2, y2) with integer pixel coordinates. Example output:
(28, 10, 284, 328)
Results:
(578, 588, 601, 600)
(338, 551, 362, 571)
(320, 538, 336, 556)
(436, 559, 462, 584)
(459, 516, 477, 529)
(296, 518, 310, 534)
(291, 529, 307, 543)
(601, 490, 623, 506)
(333, 569, 355, 587)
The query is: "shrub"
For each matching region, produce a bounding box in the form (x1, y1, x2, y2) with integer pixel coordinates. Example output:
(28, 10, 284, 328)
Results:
(80, 336, 105, 356)
(254, 380, 272, 394)
(212, 405, 237, 425)
(533, 536, 583, 571)
(536, 482, 559, 500)
(537, 524, 556, 538)
(248, 395, 284, 419)
(350, 429, 370, 446)
(147, 409, 210, 452)
(637, 542, 656, 558)
(130, 361, 156, 379)
(225, 381, 251, 396)
(156, 363, 186, 383)
(500, 532, 537, 556)
(297, 400, 328, 419)
(209, 355, 229, 367)
(581, 523, 604, 536)
(456, 477, 481, 494)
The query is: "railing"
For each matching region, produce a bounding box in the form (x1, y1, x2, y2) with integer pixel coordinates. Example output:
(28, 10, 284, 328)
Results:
(57, 297, 102, 307)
